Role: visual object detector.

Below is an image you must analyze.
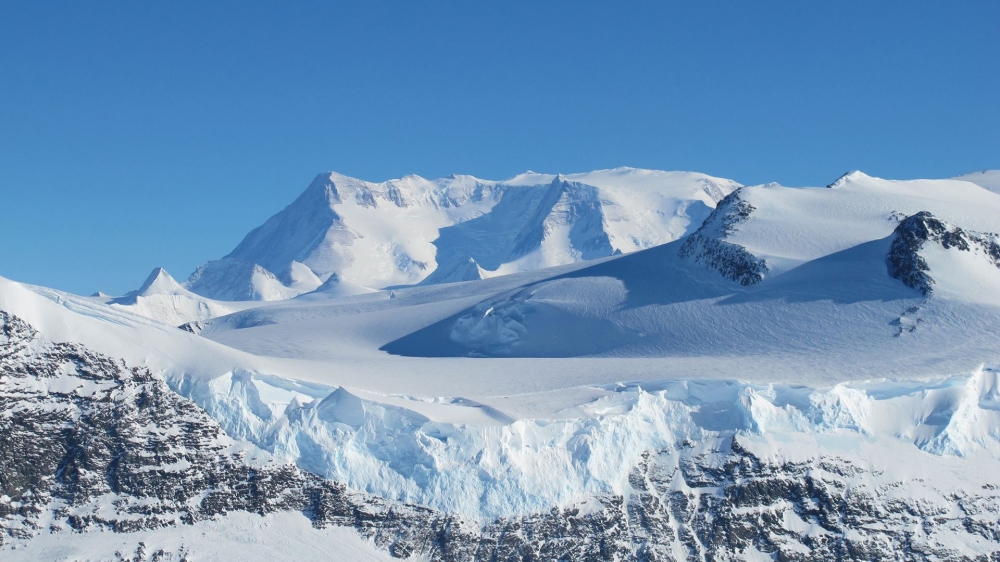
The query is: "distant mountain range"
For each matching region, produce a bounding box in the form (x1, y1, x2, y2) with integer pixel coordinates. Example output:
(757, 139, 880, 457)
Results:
(98, 168, 1000, 329)
(180, 168, 741, 300)
(3, 168, 1000, 560)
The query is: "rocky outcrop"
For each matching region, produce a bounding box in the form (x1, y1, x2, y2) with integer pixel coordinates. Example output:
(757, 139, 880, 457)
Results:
(888, 211, 1000, 295)
(679, 191, 768, 286)
(2, 310, 999, 560)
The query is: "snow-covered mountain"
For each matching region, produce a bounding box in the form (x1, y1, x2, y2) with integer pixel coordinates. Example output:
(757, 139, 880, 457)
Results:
(953, 169, 1000, 194)
(96, 267, 268, 328)
(183, 168, 740, 300)
(4, 266, 1000, 560)
(4, 169, 1000, 560)
(104, 267, 235, 325)
(381, 171, 1000, 363)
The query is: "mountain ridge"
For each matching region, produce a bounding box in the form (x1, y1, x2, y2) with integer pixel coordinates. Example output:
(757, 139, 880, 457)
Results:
(180, 168, 741, 301)
(4, 168, 1000, 559)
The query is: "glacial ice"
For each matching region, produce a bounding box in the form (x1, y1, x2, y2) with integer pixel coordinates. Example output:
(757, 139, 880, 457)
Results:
(167, 367, 1000, 521)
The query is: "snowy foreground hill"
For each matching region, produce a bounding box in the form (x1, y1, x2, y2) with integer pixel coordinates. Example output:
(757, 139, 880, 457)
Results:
(3, 169, 1000, 561)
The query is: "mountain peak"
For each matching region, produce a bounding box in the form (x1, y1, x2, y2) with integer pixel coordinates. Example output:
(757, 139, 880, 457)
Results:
(185, 257, 296, 301)
(110, 267, 191, 306)
(185, 168, 745, 300)
(136, 267, 183, 297)
(303, 173, 345, 205)
(826, 170, 873, 188)
(418, 255, 488, 286)
(888, 211, 1000, 297)
(306, 272, 377, 298)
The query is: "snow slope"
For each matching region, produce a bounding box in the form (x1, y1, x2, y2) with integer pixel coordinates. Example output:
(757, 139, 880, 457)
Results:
(0, 275, 252, 378)
(3, 271, 1000, 525)
(98, 267, 276, 327)
(130, 170, 1000, 521)
(382, 172, 1000, 367)
(186, 256, 301, 301)
(105, 267, 238, 326)
(184, 168, 740, 300)
(2, 512, 396, 562)
(4, 169, 1000, 557)
(953, 169, 1000, 194)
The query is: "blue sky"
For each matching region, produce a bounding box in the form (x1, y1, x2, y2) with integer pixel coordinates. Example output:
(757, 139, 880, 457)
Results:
(1, 1, 997, 295)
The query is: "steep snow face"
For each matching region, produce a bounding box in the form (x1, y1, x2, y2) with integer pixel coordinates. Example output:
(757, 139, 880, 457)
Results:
(385, 172, 1000, 364)
(5, 269, 1000, 534)
(185, 257, 298, 301)
(504, 167, 733, 255)
(169, 364, 1000, 521)
(104, 268, 243, 328)
(418, 256, 489, 285)
(432, 178, 618, 276)
(678, 190, 767, 285)
(196, 172, 506, 295)
(5, 304, 1000, 560)
(680, 171, 1000, 282)
(131, 267, 187, 297)
(887, 212, 1000, 300)
(185, 168, 739, 300)
(953, 169, 1000, 194)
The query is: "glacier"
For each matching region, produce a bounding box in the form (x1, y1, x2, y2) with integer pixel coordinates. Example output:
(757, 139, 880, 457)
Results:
(3, 168, 1000, 560)
(165, 365, 1000, 522)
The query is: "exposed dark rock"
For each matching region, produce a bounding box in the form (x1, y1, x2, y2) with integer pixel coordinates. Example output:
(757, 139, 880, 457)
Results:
(2, 310, 998, 560)
(679, 190, 768, 286)
(178, 321, 204, 334)
(888, 211, 1000, 295)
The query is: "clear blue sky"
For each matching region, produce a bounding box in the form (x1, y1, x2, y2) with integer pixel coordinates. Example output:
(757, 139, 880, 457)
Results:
(1, 1, 997, 295)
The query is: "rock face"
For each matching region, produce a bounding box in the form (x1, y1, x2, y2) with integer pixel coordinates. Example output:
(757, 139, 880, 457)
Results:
(678, 190, 768, 286)
(3, 309, 1000, 560)
(888, 211, 1000, 295)
(0, 309, 301, 540)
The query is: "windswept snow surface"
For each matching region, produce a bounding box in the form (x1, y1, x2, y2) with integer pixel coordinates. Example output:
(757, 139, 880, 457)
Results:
(1, 512, 395, 562)
(383, 171, 1000, 363)
(4, 170, 1000, 532)
(183, 168, 739, 300)
(161, 171, 1000, 519)
(953, 169, 1000, 194)
(97, 267, 277, 328)
(186, 256, 301, 301)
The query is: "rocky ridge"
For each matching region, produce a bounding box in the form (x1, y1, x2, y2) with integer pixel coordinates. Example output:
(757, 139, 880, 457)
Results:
(888, 211, 1000, 295)
(177, 169, 738, 299)
(678, 190, 768, 286)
